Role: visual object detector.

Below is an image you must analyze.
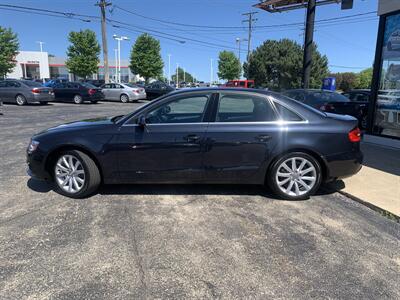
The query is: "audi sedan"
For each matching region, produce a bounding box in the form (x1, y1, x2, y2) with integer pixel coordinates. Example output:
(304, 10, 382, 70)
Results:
(26, 88, 363, 200)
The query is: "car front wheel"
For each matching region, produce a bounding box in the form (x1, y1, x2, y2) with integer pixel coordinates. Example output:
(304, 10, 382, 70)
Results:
(54, 150, 101, 198)
(268, 152, 322, 200)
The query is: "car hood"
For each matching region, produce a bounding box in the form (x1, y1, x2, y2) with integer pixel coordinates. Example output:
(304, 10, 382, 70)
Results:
(39, 117, 115, 134)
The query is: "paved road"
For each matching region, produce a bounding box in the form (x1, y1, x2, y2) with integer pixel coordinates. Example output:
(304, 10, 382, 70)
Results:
(0, 102, 399, 299)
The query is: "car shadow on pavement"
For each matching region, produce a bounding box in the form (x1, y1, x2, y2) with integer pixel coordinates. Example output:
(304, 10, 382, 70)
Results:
(27, 178, 345, 201)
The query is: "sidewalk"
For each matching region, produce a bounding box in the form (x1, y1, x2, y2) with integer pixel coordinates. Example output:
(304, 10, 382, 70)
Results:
(341, 141, 400, 217)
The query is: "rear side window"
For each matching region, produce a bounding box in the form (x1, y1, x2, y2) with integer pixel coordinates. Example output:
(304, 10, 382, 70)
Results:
(217, 93, 276, 122)
(309, 91, 349, 103)
(274, 102, 303, 121)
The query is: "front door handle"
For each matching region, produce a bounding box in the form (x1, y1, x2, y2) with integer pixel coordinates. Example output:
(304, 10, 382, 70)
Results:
(255, 134, 271, 142)
(184, 134, 200, 142)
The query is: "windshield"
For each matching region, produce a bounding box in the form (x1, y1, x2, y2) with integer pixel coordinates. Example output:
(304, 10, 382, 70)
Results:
(22, 80, 43, 87)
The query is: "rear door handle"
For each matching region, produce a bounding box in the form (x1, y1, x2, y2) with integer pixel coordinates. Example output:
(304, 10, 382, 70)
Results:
(255, 134, 271, 142)
(184, 134, 200, 142)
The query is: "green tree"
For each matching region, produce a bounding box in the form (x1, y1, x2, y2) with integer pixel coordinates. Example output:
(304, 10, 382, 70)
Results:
(329, 72, 359, 92)
(244, 39, 328, 90)
(65, 30, 100, 78)
(217, 50, 241, 80)
(171, 67, 196, 83)
(0, 26, 19, 78)
(356, 67, 373, 89)
(130, 34, 164, 83)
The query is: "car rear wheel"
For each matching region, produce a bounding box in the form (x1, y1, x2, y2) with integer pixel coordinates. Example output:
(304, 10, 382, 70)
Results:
(91, 100, 98, 104)
(40, 101, 48, 105)
(73, 94, 83, 104)
(268, 152, 322, 200)
(120, 94, 129, 103)
(16, 94, 27, 106)
(54, 150, 101, 198)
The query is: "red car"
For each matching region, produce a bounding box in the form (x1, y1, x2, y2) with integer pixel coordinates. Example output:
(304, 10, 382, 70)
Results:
(224, 80, 255, 88)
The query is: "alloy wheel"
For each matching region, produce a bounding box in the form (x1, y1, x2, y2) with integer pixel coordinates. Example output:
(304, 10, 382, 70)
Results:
(73, 95, 83, 104)
(16, 95, 26, 105)
(55, 155, 85, 194)
(275, 157, 317, 197)
(120, 94, 129, 103)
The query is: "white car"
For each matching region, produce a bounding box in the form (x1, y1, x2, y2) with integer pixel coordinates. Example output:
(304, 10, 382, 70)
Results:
(100, 83, 146, 103)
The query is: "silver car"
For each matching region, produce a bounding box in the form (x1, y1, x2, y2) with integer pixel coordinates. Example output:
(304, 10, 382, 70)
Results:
(0, 79, 54, 105)
(100, 83, 147, 103)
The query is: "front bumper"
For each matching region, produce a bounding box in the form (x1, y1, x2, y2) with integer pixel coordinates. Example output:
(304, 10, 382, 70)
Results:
(324, 150, 363, 181)
(26, 150, 51, 181)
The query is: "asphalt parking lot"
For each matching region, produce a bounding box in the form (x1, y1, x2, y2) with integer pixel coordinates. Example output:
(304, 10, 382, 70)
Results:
(0, 101, 399, 299)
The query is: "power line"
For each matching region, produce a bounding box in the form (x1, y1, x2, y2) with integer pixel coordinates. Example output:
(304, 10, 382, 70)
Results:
(114, 5, 376, 30)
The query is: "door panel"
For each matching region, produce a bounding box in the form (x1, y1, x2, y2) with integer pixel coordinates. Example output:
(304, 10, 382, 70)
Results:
(203, 92, 279, 184)
(116, 124, 208, 183)
(115, 93, 213, 183)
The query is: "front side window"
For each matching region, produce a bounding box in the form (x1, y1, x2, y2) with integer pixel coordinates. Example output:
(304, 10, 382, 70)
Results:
(145, 95, 210, 124)
(216, 93, 276, 122)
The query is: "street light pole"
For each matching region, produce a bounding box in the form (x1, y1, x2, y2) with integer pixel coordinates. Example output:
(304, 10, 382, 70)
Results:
(176, 63, 179, 88)
(210, 58, 213, 85)
(36, 41, 44, 53)
(183, 67, 186, 83)
(114, 49, 118, 82)
(113, 34, 129, 83)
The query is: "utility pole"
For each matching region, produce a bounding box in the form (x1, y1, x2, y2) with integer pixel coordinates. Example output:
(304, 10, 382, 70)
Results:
(183, 67, 186, 83)
(242, 12, 258, 61)
(168, 54, 171, 86)
(210, 58, 213, 85)
(176, 63, 179, 88)
(36, 41, 44, 53)
(302, 0, 316, 89)
(96, 0, 111, 83)
(114, 49, 118, 82)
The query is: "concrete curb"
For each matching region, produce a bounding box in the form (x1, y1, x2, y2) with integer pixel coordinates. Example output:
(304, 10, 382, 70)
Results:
(338, 190, 400, 223)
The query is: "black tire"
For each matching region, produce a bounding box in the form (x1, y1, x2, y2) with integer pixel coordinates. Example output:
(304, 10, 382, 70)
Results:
(73, 94, 83, 104)
(53, 150, 101, 198)
(91, 100, 98, 104)
(120, 94, 129, 103)
(40, 101, 48, 105)
(267, 152, 322, 200)
(16, 94, 27, 106)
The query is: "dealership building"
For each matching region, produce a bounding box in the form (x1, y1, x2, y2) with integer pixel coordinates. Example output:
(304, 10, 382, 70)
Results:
(7, 51, 139, 83)
(367, 0, 400, 144)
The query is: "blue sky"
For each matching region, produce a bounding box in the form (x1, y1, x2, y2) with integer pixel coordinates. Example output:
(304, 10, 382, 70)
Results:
(1, 0, 379, 81)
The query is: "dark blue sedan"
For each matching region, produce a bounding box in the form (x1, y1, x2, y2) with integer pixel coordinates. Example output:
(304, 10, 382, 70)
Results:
(26, 88, 363, 200)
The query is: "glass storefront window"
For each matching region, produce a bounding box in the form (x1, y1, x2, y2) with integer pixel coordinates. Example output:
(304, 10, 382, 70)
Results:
(374, 12, 400, 138)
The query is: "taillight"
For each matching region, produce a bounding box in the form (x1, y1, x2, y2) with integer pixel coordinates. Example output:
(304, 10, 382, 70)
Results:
(88, 89, 96, 95)
(31, 88, 40, 94)
(133, 89, 139, 93)
(348, 127, 361, 143)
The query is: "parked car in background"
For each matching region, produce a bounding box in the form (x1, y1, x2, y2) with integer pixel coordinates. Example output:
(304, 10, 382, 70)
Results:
(282, 89, 367, 129)
(27, 88, 362, 199)
(145, 81, 175, 100)
(224, 80, 255, 88)
(342, 89, 371, 103)
(52, 82, 103, 104)
(80, 79, 105, 87)
(100, 83, 146, 103)
(0, 79, 54, 105)
(44, 78, 69, 88)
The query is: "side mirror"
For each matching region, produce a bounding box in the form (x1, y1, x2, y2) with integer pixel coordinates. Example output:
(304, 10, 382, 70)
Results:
(138, 115, 146, 128)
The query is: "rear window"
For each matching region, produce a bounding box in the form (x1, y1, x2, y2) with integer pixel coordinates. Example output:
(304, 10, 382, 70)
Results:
(81, 82, 96, 89)
(125, 83, 139, 88)
(22, 80, 42, 87)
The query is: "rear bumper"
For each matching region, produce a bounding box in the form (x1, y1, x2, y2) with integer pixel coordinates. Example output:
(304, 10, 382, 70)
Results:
(324, 150, 363, 181)
(129, 93, 147, 101)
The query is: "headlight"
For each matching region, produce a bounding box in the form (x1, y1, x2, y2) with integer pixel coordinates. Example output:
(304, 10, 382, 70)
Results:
(28, 140, 40, 153)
